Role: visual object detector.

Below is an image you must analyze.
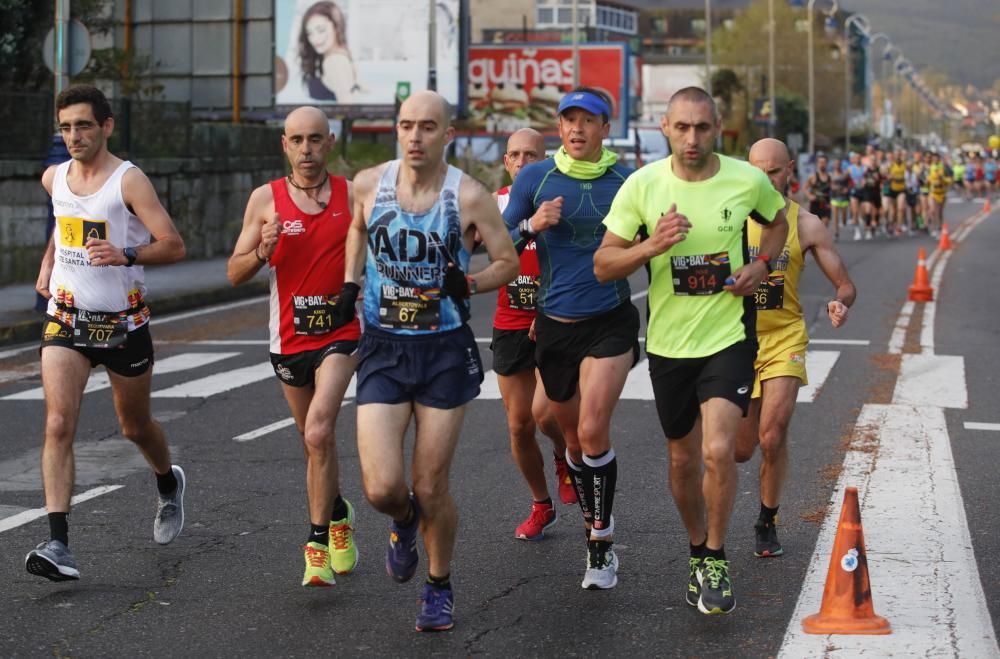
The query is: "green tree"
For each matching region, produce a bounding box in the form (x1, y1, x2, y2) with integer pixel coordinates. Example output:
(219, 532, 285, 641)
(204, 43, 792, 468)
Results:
(713, 0, 845, 148)
(711, 68, 743, 121)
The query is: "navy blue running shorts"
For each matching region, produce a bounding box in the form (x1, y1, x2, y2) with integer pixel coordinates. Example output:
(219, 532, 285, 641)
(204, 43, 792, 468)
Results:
(355, 324, 484, 409)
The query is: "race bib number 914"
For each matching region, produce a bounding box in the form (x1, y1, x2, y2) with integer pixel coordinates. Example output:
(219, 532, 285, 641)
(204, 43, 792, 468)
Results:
(670, 252, 732, 296)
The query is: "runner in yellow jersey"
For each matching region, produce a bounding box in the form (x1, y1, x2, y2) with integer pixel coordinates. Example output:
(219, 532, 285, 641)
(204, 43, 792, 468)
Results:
(594, 88, 789, 615)
(927, 161, 951, 237)
(734, 138, 857, 557)
(888, 150, 909, 236)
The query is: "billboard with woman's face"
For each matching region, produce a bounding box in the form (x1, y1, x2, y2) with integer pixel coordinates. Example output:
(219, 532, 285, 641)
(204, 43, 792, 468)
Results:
(274, 0, 460, 108)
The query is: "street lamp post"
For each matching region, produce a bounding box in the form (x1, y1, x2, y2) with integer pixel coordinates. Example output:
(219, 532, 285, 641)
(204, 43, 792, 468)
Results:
(807, 0, 838, 155)
(843, 14, 869, 152)
(705, 0, 712, 95)
(768, 0, 776, 137)
(866, 32, 891, 142)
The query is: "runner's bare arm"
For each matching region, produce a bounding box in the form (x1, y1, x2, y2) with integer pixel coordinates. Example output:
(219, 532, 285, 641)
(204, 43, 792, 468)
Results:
(595, 205, 690, 283)
(800, 209, 856, 327)
(36, 166, 59, 298)
(35, 235, 55, 299)
(90, 167, 186, 267)
(461, 177, 518, 293)
(344, 166, 380, 285)
(227, 184, 274, 286)
(727, 206, 789, 296)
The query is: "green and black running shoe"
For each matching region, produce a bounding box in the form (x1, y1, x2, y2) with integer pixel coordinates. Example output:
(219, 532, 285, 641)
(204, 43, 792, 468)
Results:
(698, 556, 735, 615)
(686, 556, 703, 607)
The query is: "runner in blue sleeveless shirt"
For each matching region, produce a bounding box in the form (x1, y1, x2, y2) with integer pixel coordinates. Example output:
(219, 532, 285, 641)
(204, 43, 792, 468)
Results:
(335, 90, 518, 632)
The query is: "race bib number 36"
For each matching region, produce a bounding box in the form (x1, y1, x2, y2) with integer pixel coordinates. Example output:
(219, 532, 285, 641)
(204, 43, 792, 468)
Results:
(671, 252, 732, 296)
(292, 294, 336, 335)
(378, 284, 441, 330)
(754, 273, 785, 311)
(74, 310, 127, 349)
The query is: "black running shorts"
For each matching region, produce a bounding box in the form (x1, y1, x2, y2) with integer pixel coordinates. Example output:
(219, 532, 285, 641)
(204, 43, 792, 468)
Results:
(270, 339, 358, 388)
(40, 316, 154, 377)
(490, 327, 536, 376)
(648, 340, 757, 439)
(534, 302, 640, 403)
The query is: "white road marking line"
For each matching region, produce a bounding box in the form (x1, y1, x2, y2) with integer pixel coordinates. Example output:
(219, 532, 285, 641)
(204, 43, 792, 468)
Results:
(233, 417, 296, 442)
(0, 485, 124, 534)
(808, 338, 870, 346)
(621, 359, 655, 400)
(2, 353, 241, 401)
(630, 289, 648, 301)
(778, 404, 999, 658)
(0, 366, 40, 384)
(796, 350, 840, 402)
(963, 422, 1000, 432)
(480, 351, 839, 404)
(233, 380, 357, 442)
(151, 296, 267, 326)
(888, 300, 914, 355)
(892, 353, 968, 409)
(152, 361, 274, 398)
(0, 344, 38, 360)
(158, 340, 269, 346)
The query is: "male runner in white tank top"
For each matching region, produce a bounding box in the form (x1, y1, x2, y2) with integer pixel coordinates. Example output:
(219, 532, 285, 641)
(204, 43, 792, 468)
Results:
(26, 85, 187, 582)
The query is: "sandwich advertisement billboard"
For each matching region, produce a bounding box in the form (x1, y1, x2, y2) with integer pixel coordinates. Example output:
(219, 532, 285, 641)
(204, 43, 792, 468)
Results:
(466, 43, 629, 138)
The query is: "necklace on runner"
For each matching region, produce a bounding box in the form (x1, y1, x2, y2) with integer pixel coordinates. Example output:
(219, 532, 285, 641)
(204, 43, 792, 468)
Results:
(287, 173, 329, 209)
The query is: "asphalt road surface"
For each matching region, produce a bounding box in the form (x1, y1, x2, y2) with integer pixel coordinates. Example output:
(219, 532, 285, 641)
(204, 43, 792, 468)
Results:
(1, 197, 997, 658)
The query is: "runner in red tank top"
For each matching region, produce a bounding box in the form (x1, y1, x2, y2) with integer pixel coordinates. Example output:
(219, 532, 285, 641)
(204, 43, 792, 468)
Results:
(489, 129, 575, 543)
(228, 106, 360, 588)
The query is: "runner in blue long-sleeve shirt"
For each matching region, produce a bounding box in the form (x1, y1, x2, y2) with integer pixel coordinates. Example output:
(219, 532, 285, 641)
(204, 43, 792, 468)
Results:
(501, 87, 636, 590)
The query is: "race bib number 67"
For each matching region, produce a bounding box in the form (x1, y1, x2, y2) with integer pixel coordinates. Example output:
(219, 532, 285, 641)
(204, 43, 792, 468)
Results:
(670, 252, 732, 296)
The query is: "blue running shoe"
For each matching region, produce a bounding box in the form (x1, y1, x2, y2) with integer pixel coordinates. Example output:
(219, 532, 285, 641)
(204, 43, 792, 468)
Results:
(386, 495, 420, 583)
(415, 583, 454, 632)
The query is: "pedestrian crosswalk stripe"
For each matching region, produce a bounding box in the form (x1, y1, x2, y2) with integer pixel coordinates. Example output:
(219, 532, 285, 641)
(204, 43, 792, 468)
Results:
(478, 350, 841, 403)
(1, 352, 240, 401)
(797, 350, 839, 402)
(152, 361, 274, 398)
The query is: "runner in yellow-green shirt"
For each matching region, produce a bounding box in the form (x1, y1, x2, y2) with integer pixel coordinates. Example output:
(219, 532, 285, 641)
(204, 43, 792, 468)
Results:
(733, 138, 856, 560)
(594, 87, 788, 616)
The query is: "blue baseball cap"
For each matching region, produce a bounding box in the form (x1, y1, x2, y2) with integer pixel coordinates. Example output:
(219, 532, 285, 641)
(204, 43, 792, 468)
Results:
(557, 91, 610, 119)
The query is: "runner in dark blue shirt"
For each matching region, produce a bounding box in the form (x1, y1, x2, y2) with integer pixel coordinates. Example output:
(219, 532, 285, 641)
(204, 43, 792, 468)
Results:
(501, 88, 637, 590)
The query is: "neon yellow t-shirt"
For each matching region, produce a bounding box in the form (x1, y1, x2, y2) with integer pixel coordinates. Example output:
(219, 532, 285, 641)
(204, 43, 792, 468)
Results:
(603, 154, 785, 358)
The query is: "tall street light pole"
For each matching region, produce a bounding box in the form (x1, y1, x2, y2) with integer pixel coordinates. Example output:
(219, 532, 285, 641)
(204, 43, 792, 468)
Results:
(571, 0, 580, 87)
(843, 14, 869, 153)
(768, 0, 776, 137)
(705, 0, 712, 95)
(807, 0, 837, 156)
(866, 32, 891, 143)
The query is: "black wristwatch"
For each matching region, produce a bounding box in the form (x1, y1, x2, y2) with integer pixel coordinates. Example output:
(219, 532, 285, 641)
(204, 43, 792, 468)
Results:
(123, 247, 138, 267)
(518, 219, 537, 240)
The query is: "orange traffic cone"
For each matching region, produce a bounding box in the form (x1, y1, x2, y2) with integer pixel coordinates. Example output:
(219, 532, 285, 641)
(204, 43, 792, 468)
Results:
(985, 198, 992, 214)
(907, 247, 934, 302)
(802, 487, 891, 635)
(938, 223, 953, 251)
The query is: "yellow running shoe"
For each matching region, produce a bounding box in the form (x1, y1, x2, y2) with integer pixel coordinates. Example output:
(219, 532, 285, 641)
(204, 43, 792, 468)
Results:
(302, 541, 335, 587)
(329, 498, 358, 574)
